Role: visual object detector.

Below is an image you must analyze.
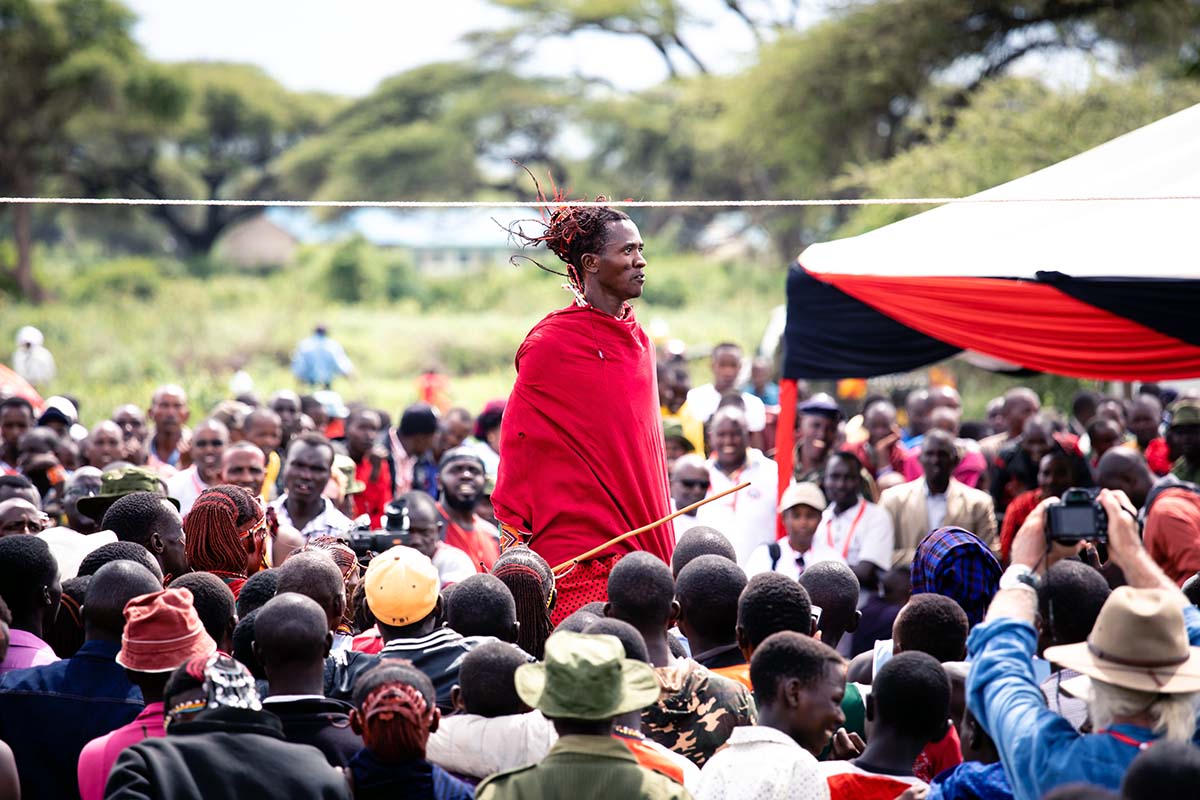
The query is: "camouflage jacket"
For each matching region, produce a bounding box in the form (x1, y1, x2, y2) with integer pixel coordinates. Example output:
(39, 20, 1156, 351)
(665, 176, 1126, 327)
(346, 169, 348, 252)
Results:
(641, 658, 757, 768)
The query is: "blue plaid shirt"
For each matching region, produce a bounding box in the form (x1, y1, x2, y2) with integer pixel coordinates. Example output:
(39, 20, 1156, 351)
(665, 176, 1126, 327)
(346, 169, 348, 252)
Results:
(912, 526, 1001, 627)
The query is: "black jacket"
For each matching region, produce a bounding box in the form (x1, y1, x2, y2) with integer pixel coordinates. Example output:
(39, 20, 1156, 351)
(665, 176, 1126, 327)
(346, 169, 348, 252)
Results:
(325, 629, 510, 711)
(264, 696, 362, 767)
(104, 706, 350, 800)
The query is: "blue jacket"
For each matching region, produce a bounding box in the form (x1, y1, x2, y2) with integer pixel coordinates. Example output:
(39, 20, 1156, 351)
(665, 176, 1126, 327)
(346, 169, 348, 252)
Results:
(292, 333, 352, 386)
(966, 605, 1200, 800)
(0, 639, 144, 800)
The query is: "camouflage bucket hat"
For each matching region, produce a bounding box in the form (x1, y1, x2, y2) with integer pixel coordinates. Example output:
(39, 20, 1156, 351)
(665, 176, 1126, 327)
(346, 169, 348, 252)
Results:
(77, 466, 180, 520)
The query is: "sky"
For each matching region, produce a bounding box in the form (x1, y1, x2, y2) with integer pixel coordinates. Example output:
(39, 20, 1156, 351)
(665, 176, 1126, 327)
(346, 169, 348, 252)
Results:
(126, 0, 778, 96)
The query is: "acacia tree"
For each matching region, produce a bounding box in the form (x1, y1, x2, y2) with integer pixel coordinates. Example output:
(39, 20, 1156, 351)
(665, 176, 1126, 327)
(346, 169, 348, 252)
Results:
(278, 61, 572, 209)
(532, 0, 1200, 257)
(67, 62, 342, 255)
(0, 0, 180, 300)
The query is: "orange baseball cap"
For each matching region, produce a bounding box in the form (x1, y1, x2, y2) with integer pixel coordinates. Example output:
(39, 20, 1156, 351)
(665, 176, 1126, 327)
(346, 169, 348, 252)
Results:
(363, 545, 440, 626)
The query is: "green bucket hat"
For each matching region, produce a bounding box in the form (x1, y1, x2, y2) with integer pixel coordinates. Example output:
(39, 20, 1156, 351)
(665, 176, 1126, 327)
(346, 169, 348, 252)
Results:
(1168, 399, 1200, 429)
(332, 454, 367, 496)
(77, 466, 180, 520)
(514, 631, 660, 720)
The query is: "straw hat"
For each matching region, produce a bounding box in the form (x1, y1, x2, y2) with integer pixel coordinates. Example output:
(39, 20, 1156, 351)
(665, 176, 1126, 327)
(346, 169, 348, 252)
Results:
(1044, 586, 1200, 695)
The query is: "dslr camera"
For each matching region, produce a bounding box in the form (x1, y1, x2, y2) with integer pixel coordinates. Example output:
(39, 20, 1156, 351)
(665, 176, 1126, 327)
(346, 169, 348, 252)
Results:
(1046, 487, 1108, 544)
(346, 496, 420, 559)
(347, 526, 407, 559)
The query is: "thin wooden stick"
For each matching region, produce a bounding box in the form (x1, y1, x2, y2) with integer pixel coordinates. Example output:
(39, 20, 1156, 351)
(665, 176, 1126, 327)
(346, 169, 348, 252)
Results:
(551, 481, 751, 574)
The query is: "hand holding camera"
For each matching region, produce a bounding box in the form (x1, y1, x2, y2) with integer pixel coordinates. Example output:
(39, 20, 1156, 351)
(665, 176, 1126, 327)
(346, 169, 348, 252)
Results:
(1045, 487, 1109, 544)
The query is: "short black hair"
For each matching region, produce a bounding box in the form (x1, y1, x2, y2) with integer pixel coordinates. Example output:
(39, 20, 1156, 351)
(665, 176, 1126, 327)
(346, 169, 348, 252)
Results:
(606, 552, 676, 631)
(872, 651, 951, 742)
(276, 550, 345, 615)
(0, 397, 34, 417)
(77, 540, 163, 581)
(163, 659, 205, 707)
(101, 491, 179, 548)
(676, 555, 746, 643)
(0, 534, 58, 615)
(554, 609, 600, 633)
(236, 568, 280, 618)
(254, 593, 329, 666)
(45, 576, 87, 658)
(0, 474, 35, 491)
(457, 641, 528, 718)
(798, 561, 860, 645)
(286, 432, 334, 464)
(1071, 390, 1100, 419)
(827, 450, 865, 476)
(0, 595, 10, 626)
(1038, 560, 1110, 646)
(670, 526, 736, 577)
(584, 618, 650, 663)
(894, 594, 969, 663)
(446, 574, 517, 641)
(232, 609, 265, 679)
(712, 342, 742, 358)
(750, 631, 843, 704)
(169, 571, 235, 648)
(1121, 740, 1200, 800)
(85, 560, 162, 636)
(352, 661, 435, 709)
(738, 572, 812, 649)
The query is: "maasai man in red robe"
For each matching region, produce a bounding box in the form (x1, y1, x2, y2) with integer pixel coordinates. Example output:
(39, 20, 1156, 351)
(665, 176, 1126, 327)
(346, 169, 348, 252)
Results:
(494, 200, 674, 623)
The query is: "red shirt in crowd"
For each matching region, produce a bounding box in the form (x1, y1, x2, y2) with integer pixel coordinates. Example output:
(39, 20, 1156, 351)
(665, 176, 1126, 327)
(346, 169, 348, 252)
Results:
(1000, 488, 1045, 561)
(353, 457, 393, 529)
(1144, 488, 1200, 585)
(1144, 437, 1172, 476)
(437, 503, 500, 572)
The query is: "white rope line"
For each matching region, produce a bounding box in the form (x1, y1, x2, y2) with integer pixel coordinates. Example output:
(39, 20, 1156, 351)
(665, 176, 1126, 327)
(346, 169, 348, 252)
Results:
(1, 195, 1199, 208)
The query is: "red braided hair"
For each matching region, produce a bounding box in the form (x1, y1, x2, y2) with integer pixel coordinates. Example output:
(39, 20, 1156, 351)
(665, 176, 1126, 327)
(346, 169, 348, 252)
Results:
(184, 485, 263, 577)
(504, 169, 630, 296)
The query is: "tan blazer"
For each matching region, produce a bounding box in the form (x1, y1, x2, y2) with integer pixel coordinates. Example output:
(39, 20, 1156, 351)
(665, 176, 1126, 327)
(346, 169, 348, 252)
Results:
(881, 477, 997, 566)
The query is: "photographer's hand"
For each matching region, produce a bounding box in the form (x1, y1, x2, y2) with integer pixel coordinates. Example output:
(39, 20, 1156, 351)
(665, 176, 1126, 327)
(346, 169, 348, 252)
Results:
(1097, 489, 1184, 604)
(1010, 497, 1084, 576)
(987, 497, 1082, 624)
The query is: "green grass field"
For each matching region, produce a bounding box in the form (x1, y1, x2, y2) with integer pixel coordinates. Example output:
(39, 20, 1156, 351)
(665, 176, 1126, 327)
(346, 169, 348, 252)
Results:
(1, 244, 785, 423)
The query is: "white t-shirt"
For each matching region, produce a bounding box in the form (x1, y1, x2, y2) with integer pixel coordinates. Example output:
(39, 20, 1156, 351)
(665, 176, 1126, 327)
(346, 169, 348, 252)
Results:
(686, 384, 767, 432)
(744, 537, 821, 581)
(166, 466, 209, 515)
(695, 449, 779, 565)
(696, 725, 829, 800)
(925, 484, 949, 532)
(432, 542, 477, 587)
(806, 498, 894, 571)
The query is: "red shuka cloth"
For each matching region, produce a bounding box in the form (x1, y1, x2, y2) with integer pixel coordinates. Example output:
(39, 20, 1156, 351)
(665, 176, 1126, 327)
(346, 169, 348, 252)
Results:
(493, 305, 674, 570)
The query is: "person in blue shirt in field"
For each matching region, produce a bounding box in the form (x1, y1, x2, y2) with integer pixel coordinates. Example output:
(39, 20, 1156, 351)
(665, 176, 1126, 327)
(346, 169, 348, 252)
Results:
(292, 325, 354, 389)
(967, 489, 1200, 800)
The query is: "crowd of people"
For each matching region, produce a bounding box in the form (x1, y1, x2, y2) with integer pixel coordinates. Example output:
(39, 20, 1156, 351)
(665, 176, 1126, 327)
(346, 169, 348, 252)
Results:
(2, 329, 1200, 800)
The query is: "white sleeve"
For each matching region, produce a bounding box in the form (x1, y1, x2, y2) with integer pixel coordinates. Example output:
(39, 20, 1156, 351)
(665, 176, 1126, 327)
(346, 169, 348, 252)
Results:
(435, 546, 478, 586)
(744, 394, 767, 432)
(857, 506, 896, 570)
(743, 544, 773, 576)
(794, 757, 832, 800)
